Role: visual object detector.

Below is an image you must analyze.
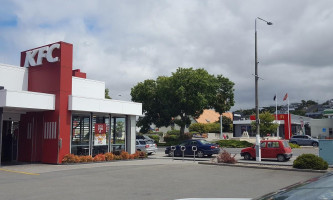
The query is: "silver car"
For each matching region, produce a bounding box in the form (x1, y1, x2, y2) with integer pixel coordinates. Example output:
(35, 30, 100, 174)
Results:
(289, 135, 319, 147)
(135, 139, 158, 155)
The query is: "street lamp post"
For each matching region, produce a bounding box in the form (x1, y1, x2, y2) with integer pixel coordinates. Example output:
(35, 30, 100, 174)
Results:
(255, 17, 273, 162)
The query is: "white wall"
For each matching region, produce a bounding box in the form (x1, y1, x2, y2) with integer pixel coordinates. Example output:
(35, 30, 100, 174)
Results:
(72, 77, 105, 99)
(310, 118, 333, 138)
(0, 63, 28, 91)
(69, 95, 142, 116)
(0, 89, 55, 110)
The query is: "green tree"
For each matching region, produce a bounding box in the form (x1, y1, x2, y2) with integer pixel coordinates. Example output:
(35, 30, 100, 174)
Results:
(131, 67, 235, 137)
(105, 88, 112, 99)
(222, 116, 233, 132)
(214, 75, 235, 115)
(251, 111, 279, 137)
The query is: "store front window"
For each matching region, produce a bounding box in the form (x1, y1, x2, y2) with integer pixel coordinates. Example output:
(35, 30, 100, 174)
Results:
(71, 116, 90, 155)
(92, 115, 110, 156)
(71, 115, 127, 156)
(111, 117, 126, 154)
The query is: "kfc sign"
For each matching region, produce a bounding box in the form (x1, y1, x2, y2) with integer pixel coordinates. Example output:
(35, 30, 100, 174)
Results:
(23, 43, 60, 67)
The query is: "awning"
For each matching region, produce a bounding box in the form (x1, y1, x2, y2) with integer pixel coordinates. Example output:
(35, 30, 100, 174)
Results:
(68, 95, 142, 116)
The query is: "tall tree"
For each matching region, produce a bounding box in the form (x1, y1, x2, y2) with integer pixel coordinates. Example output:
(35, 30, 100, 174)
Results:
(214, 75, 235, 115)
(131, 67, 235, 137)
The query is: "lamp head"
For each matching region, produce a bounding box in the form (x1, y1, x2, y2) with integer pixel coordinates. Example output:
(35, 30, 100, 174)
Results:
(267, 22, 273, 25)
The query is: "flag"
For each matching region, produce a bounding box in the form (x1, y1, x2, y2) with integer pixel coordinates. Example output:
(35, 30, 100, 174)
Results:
(283, 93, 288, 101)
(273, 95, 276, 101)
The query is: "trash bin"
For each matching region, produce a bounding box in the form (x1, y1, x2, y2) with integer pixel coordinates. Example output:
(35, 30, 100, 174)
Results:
(319, 140, 333, 165)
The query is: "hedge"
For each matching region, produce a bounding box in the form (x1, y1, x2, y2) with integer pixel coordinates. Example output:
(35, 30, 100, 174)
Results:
(216, 140, 254, 148)
(293, 154, 328, 170)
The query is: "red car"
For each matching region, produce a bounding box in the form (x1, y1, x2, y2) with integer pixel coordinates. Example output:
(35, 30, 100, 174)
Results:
(240, 140, 292, 162)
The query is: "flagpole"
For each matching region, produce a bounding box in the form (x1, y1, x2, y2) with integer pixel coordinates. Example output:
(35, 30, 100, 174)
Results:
(276, 93, 278, 138)
(288, 96, 290, 139)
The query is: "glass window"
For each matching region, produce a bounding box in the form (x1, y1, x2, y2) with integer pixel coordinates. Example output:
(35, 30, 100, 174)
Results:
(111, 117, 126, 154)
(71, 116, 90, 155)
(260, 142, 266, 148)
(92, 115, 110, 156)
(283, 141, 290, 148)
(272, 142, 279, 148)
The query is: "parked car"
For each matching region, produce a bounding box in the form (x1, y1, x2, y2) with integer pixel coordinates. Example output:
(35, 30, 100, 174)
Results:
(135, 139, 157, 155)
(240, 140, 292, 162)
(145, 140, 158, 155)
(136, 135, 154, 143)
(289, 135, 319, 147)
(165, 139, 220, 158)
(176, 172, 333, 199)
(253, 172, 333, 199)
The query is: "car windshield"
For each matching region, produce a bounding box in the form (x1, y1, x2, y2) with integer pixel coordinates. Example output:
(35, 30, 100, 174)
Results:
(139, 141, 146, 145)
(283, 140, 290, 148)
(198, 140, 211, 145)
(255, 172, 333, 200)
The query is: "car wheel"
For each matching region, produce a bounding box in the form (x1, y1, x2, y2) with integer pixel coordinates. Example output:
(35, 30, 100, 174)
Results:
(197, 151, 204, 158)
(168, 151, 174, 157)
(312, 142, 318, 147)
(277, 154, 286, 162)
(244, 153, 251, 160)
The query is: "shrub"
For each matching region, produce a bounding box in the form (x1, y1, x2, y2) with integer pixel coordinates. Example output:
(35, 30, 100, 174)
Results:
(114, 155, 122, 160)
(216, 149, 237, 164)
(217, 140, 253, 148)
(85, 155, 93, 162)
(189, 123, 208, 133)
(62, 154, 76, 163)
(164, 135, 179, 143)
(138, 151, 147, 158)
(293, 154, 328, 170)
(79, 155, 88, 162)
(129, 154, 135, 159)
(289, 143, 300, 149)
(147, 135, 160, 144)
(105, 152, 115, 161)
(206, 123, 221, 133)
(93, 154, 106, 162)
(120, 151, 130, 160)
(167, 130, 180, 135)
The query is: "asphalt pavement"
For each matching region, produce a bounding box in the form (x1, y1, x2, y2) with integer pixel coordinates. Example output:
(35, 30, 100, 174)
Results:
(0, 156, 321, 200)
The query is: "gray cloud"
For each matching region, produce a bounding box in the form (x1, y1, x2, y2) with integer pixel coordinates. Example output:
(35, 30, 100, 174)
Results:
(0, 0, 332, 111)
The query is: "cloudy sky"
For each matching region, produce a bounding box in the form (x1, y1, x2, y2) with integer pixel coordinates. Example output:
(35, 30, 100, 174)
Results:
(1, 0, 332, 111)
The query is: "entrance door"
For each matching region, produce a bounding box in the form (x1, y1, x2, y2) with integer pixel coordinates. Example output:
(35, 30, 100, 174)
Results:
(1, 121, 18, 163)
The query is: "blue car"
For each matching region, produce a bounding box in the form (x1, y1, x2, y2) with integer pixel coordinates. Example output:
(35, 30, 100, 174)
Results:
(165, 139, 220, 158)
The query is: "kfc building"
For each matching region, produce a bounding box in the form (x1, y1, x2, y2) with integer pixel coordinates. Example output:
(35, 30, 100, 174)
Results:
(0, 42, 142, 165)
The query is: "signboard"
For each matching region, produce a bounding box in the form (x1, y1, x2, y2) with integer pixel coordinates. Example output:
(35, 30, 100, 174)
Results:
(23, 43, 60, 67)
(94, 123, 107, 145)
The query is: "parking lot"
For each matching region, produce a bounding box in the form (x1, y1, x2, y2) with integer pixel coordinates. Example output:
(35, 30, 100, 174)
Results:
(0, 156, 321, 200)
(0, 146, 323, 200)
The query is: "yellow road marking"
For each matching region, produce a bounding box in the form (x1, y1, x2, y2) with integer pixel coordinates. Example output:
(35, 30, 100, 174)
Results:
(0, 168, 40, 175)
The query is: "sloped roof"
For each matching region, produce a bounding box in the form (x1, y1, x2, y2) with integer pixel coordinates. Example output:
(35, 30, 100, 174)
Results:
(195, 109, 233, 124)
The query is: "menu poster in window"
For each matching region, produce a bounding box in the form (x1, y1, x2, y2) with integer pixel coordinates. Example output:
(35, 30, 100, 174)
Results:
(94, 123, 107, 145)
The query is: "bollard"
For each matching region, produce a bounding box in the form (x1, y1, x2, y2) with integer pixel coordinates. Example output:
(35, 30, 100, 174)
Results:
(171, 146, 176, 161)
(180, 146, 186, 161)
(192, 146, 197, 162)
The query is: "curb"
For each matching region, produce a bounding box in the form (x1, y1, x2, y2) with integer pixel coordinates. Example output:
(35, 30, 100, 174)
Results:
(198, 162, 329, 173)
